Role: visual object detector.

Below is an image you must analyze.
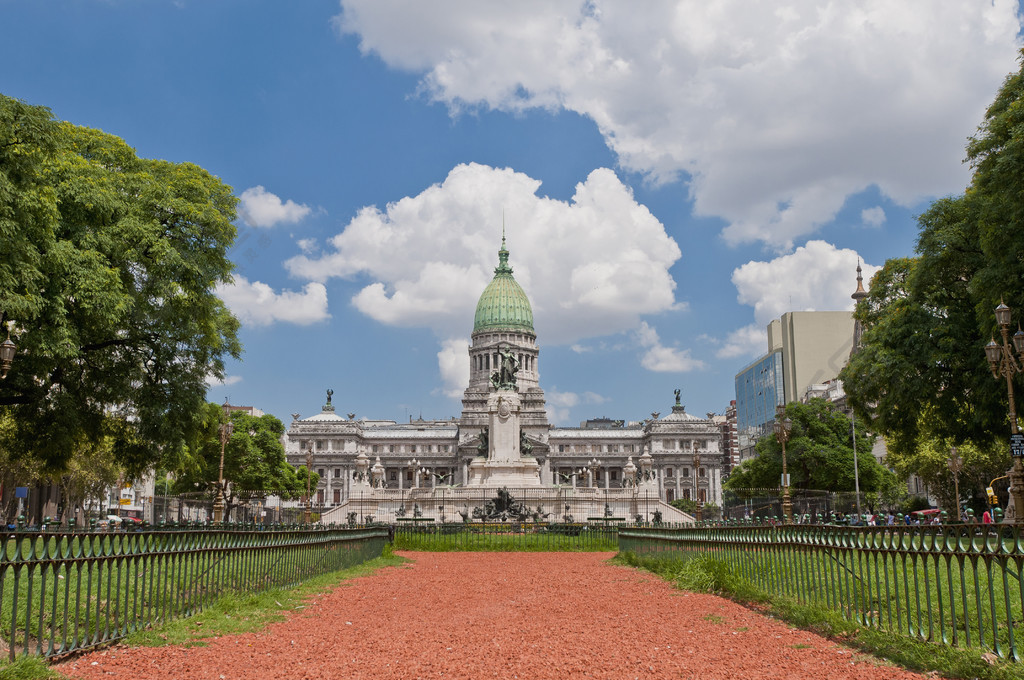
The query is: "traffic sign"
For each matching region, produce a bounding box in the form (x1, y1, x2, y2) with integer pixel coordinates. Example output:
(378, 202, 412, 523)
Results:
(1012, 433, 1024, 458)
(118, 499, 131, 505)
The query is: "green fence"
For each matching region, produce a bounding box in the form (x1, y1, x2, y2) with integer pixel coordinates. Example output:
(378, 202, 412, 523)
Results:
(619, 523, 1024, 661)
(393, 522, 619, 551)
(1, 525, 388, 661)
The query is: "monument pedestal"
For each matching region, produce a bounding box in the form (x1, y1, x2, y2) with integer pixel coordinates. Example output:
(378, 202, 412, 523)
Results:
(466, 390, 541, 487)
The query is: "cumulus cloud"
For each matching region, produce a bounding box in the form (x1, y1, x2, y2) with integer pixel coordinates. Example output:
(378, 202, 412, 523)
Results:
(545, 388, 608, 425)
(336, 1, 1020, 248)
(238, 186, 312, 228)
(714, 324, 768, 360)
(635, 322, 706, 373)
(285, 163, 682, 345)
(861, 206, 886, 228)
(205, 374, 243, 387)
(436, 337, 470, 398)
(216, 276, 330, 327)
(731, 240, 879, 327)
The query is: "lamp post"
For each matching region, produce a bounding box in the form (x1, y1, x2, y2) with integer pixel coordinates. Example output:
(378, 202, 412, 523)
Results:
(212, 399, 233, 523)
(774, 405, 793, 523)
(984, 301, 1024, 523)
(304, 443, 314, 524)
(0, 322, 15, 379)
(948, 446, 962, 521)
(692, 446, 703, 523)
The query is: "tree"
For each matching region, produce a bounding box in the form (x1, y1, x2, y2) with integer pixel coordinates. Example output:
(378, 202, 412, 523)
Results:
(0, 95, 241, 474)
(171, 404, 314, 516)
(841, 51, 1024, 463)
(724, 399, 895, 495)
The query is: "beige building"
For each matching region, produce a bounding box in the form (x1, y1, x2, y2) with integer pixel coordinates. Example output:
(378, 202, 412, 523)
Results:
(768, 311, 854, 404)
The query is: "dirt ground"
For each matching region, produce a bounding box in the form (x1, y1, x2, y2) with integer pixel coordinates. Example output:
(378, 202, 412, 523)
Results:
(60, 552, 927, 680)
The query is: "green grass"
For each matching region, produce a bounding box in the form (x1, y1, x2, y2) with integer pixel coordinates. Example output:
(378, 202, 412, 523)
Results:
(393, 526, 617, 552)
(0, 548, 408, 680)
(0, 656, 61, 680)
(119, 547, 409, 648)
(616, 550, 1024, 680)
(1, 530, 387, 659)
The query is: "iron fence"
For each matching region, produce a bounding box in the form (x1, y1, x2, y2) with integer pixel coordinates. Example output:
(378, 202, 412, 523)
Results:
(393, 522, 619, 551)
(1, 525, 388, 661)
(619, 523, 1024, 661)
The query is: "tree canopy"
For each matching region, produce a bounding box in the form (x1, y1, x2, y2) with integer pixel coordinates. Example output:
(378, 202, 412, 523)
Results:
(724, 399, 894, 495)
(840, 51, 1024, 461)
(0, 94, 240, 475)
(171, 404, 314, 508)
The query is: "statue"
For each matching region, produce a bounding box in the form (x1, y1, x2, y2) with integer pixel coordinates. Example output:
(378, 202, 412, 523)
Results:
(490, 345, 520, 390)
(519, 430, 533, 455)
(674, 388, 681, 406)
(477, 428, 489, 456)
(326, 388, 333, 404)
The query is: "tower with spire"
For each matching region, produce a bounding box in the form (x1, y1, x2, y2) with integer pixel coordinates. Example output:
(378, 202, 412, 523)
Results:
(850, 261, 868, 355)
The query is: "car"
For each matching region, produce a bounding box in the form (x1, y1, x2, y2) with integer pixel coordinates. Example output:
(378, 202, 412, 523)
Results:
(122, 516, 144, 524)
(105, 514, 124, 524)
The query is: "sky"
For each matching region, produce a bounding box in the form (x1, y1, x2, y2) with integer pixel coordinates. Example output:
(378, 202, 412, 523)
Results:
(2, 1, 1022, 427)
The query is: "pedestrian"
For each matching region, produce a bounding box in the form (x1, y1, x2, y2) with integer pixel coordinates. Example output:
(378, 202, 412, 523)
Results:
(983, 509, 993, 524)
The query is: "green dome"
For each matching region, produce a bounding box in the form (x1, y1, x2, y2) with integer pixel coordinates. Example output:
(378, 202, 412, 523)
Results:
(473, 237, 534, 333)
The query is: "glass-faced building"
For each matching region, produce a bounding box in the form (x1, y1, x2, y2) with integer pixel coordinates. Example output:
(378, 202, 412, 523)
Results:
(734, 351, 784, 456)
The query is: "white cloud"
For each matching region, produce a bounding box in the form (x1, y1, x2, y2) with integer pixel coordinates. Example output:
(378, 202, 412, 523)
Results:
(238, 186, 312, 228)
(731, 240, 879, 327)
(296, 238, 319, 254)
(436, 337, 469, 398)
(714, 324, 768, 360)
(635, 322, 706, 373)
(545, 388, 607, 425)
(216, 276, 330, 327)
(336, 1, 1021, 248)
(861, 206, 886, 228)
(205, 374, 243, 387)
(285, 163, 682, 345)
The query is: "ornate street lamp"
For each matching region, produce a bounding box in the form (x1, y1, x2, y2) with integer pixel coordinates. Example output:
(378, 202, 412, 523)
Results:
(984, 301, 1024, 523)
(692, 446, 703, 523)
(304, 442, 314, 524)
(0, 322, 15, 379)
(773, 405, 793, 523)
(212, 400, 234, 523)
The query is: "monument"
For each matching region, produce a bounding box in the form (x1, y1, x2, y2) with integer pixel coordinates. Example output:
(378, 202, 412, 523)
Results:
(466, 344, 542, 486)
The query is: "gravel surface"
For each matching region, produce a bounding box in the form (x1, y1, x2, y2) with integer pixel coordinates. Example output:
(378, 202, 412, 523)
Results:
(61, 552, 927, 680)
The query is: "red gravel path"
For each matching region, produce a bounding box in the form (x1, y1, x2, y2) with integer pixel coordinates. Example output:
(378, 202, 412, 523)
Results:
(61, 552, 927, 680)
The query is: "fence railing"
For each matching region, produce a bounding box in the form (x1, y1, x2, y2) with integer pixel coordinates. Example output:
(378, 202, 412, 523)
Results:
(619, 523, 1024, 661)
(392, 522, 619, 551)
(1, 526, 388, 661)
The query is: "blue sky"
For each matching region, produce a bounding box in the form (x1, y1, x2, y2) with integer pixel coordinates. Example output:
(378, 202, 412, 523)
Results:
(2, 1, 1022, 426)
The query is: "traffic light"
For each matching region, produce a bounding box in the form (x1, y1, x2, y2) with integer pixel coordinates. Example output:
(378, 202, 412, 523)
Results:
(987, 486, 999, 506)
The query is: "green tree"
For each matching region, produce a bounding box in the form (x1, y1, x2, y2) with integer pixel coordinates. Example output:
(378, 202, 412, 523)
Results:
(172, 404, 314, 516)
(725, 399, 895, 495)
(0, 95, 240, 474)
(842, 51, 1024, 464)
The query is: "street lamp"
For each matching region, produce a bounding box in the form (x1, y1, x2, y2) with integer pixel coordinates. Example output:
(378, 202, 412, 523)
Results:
(304, 443, 314, 524)
(0, 322, 15, 379)
(692, 446, 703, 523)
(773, 405, 793, 523)
(984, 300, 1024, 523)
(212, 399, 233, 523)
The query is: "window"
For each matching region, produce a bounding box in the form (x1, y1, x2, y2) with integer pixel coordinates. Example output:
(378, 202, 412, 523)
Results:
(682, 467, 690, 478)
(316, 440, 324, 451)
(390, 471, 397, 481)
(333, 468, 341, 478)
(666, 467, 674, 478)
(610, 470, 618, 481)
(333, 489, 341, 504)
(317, 468, 325, 478)
(558, 444, 565, 452)
(317, 489, 324, 504)
(625, 444, 634, 453)
(663, 440, 674, 449)
(405, 470, 412, 481)
(389, 445, 395, 453)
(682, 489, 691, 500)
(699, 467, 706, 478)
(372, 445, 379, 453)
(410, 445, 416, 453)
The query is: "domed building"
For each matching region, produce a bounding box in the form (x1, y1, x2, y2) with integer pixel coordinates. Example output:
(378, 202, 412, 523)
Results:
(284, 236, 722, 520)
